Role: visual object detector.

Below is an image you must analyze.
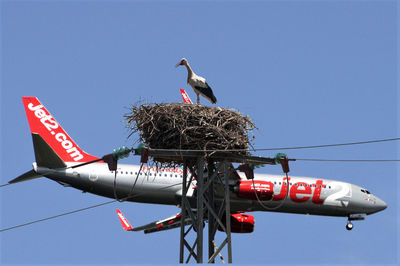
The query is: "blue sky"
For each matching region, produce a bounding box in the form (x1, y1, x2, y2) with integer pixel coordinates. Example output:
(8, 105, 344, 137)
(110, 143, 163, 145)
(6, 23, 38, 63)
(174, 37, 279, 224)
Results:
(1, 0, 398, 264)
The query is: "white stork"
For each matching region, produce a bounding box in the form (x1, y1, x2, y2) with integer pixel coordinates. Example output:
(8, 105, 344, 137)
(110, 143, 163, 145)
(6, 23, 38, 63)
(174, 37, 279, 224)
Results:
(175, 58, 217, 104)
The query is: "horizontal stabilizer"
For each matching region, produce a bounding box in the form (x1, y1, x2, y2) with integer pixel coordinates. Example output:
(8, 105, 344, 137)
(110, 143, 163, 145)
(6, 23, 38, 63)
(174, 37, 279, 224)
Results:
(9, 170, 42, 184)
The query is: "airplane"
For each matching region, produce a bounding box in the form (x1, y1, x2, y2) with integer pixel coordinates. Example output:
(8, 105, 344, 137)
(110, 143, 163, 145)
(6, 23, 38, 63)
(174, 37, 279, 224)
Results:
(10, 96, 387, 236)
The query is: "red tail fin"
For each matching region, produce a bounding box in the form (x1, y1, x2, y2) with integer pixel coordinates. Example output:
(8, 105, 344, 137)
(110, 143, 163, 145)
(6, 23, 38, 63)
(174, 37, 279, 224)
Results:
(22, 97, 99, 163)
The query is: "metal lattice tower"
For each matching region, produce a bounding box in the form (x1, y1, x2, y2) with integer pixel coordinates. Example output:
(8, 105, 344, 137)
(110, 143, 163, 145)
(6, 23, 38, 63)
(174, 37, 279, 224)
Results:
(143, 149, 280, 263)
(179, 158, 233, 263)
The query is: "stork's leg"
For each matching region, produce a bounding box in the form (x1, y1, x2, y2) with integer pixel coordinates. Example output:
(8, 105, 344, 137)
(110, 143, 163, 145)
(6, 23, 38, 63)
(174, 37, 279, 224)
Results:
(197, 94, 200, 104)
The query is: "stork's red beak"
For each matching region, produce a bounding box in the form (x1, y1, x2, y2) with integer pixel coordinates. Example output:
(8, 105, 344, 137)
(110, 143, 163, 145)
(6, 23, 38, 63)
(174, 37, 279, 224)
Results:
(175, 62, 182, 68)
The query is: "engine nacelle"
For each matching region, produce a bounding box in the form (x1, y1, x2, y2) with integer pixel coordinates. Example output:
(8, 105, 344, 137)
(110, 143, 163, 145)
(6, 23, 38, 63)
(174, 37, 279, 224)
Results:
(218, 213, 255, 233)
(234, 180, 274, 201)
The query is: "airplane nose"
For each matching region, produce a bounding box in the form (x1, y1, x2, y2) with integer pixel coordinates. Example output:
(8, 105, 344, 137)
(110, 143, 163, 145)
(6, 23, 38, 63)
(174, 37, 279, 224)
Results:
(374, 197, 387, 212)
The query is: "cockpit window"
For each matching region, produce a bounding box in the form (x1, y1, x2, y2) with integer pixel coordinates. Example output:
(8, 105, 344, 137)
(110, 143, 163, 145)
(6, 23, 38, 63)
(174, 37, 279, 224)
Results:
(361, 189, 371, 194)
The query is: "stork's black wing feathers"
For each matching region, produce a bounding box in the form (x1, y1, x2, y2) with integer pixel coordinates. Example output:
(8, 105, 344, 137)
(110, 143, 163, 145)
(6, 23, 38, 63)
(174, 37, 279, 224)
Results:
(195, 82, 217, 104)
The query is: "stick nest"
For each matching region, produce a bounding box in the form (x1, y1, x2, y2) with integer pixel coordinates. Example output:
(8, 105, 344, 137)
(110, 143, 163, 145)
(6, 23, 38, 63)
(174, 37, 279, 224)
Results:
(125, 103, 255, 161)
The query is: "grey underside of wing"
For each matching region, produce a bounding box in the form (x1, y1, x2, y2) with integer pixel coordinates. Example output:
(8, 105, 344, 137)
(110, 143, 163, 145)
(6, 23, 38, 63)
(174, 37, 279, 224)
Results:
(131, 222, 158, 232)
(132, 218, 193, 234)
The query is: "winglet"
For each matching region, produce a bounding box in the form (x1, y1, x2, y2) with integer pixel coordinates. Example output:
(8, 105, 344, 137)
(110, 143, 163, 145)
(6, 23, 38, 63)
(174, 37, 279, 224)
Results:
(180, 89, 193, 104)
(116, 209, 133, 231)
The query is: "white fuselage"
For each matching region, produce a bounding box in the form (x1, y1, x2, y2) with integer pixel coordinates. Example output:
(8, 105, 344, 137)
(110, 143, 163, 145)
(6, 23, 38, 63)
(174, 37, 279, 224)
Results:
(35, 162, 387, 218)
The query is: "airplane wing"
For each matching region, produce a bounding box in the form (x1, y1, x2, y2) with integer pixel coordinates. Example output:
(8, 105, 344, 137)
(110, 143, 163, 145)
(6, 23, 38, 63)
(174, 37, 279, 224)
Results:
(116, 209, 192, 234)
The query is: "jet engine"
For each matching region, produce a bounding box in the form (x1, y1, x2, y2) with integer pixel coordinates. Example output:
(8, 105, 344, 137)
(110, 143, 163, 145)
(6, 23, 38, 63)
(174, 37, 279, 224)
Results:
(233, 180, 274, 201)
(218, 213, 255, 233)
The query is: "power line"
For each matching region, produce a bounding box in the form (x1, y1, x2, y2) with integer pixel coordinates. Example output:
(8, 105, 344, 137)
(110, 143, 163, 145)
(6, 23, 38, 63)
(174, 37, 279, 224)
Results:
(254, 137, 400, 151)
(152, 137, 400, 152)
(0, 200, 116, 233)
(295, 158, 400, 162)
(0, 181, 183, 233)
(2, 137, 399, 231)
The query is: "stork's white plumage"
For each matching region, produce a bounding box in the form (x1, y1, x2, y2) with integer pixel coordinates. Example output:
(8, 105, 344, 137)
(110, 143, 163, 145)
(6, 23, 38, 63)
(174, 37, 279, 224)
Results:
(176, 58, 217, 104)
